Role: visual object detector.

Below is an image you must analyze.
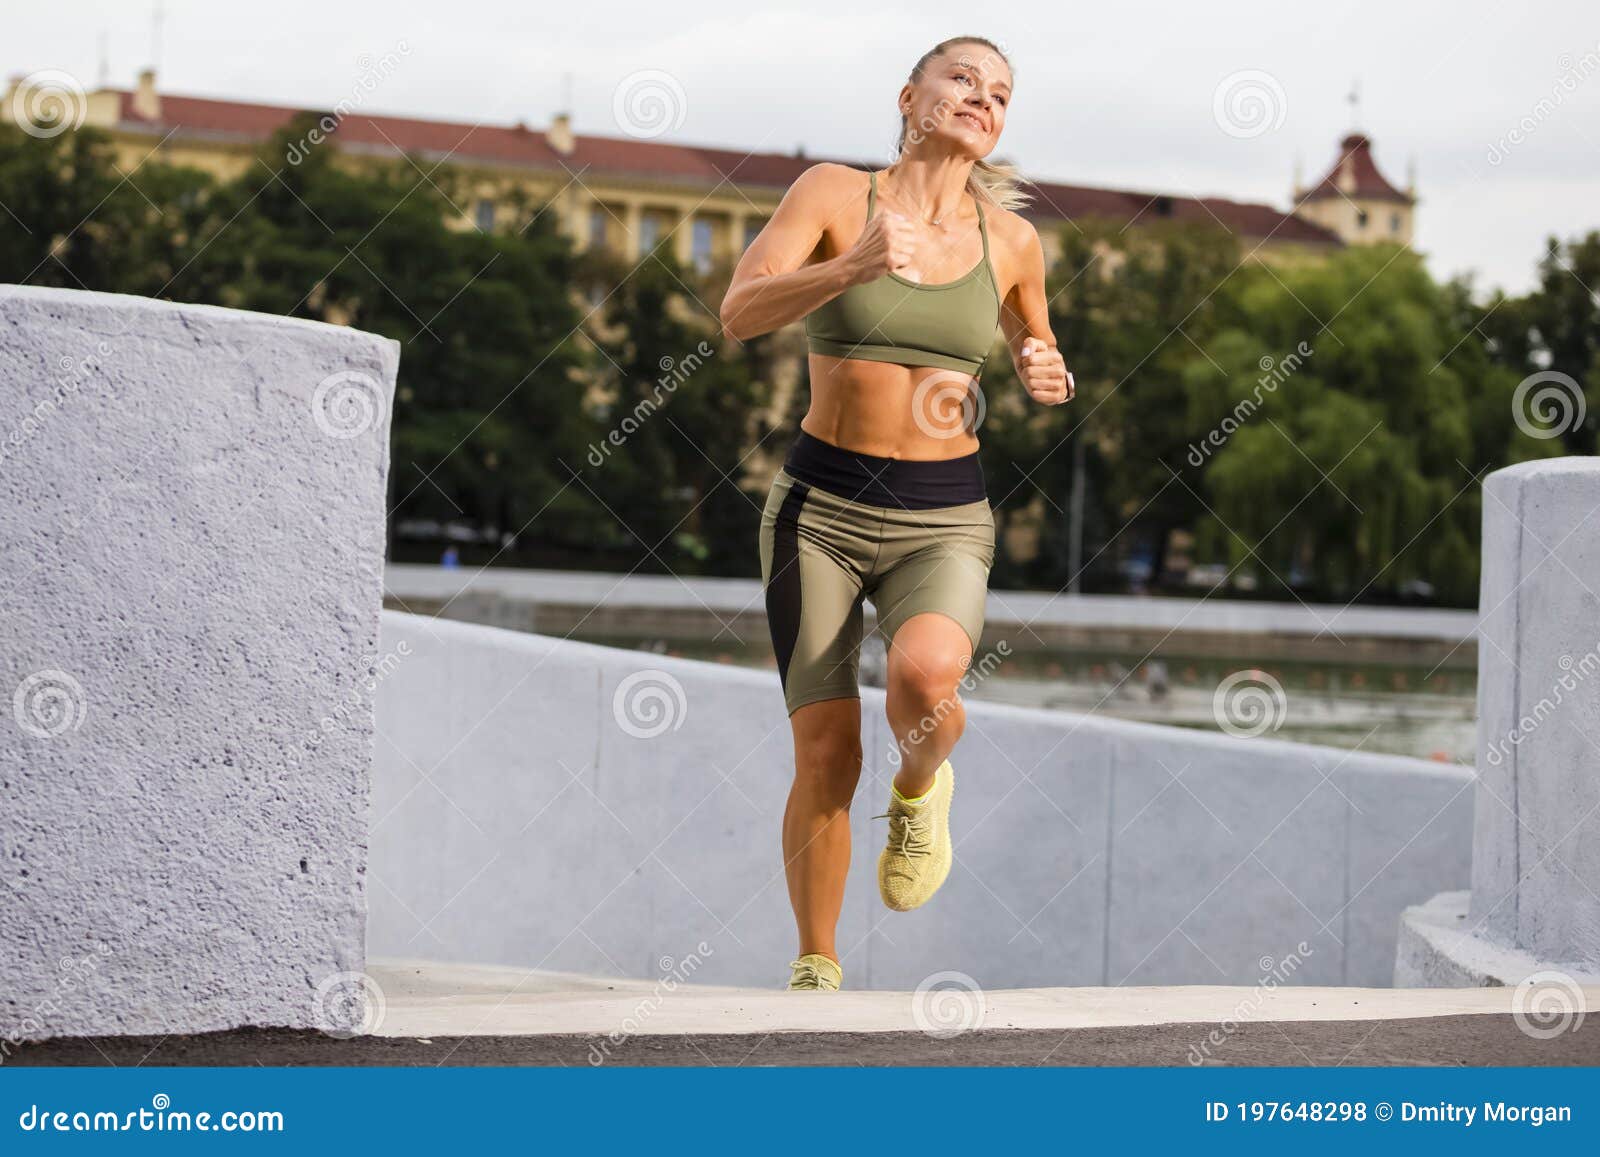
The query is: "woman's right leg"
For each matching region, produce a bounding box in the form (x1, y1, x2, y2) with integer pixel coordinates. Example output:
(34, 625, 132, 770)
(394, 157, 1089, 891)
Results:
(782, 697, 863, 965)
(760, 467, 873, 973)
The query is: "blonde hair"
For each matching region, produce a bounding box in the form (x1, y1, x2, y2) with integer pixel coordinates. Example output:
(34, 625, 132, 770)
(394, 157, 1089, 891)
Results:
(893, 36, 1031, 211)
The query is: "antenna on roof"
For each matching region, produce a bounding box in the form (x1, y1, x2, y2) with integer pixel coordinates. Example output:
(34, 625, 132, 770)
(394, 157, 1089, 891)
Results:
(1346, 77, 1361, 131)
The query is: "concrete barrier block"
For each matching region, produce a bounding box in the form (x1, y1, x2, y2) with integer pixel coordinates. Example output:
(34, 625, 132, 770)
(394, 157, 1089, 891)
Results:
(1470, 458, 1600, 966)
(0, 286, 396, 1038)
(1469, 465, 1525, 944)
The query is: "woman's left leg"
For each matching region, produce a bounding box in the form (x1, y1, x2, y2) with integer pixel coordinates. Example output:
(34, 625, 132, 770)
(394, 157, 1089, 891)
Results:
(868, 501, 994, 912)
(885, 612, 974, 799)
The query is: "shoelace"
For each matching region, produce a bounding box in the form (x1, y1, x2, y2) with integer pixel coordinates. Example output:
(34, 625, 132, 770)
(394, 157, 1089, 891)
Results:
(873, 804, 933, 860)
(788, 960, 836, 990)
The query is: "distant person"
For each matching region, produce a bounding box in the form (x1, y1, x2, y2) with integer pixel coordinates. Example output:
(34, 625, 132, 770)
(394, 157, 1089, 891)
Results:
(1146, 660, 1170, 701)
(440, 546, 460, 569)
(720, 36, 1073, 991)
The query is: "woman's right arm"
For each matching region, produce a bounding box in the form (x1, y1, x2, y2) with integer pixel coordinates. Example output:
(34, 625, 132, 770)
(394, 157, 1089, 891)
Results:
(719, 164, 910, 342)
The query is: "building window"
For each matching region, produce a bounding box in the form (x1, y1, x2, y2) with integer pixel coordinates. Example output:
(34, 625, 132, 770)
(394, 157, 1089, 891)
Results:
(639, 214, 661, 254)
(692, 218, 714, 272)
(475, 198, 496, 232)
(744, 219, 764, 249)
(1356, 208, 1369, 229)
(1391, 212, 1402, 234)
(589, 206, 608, 250)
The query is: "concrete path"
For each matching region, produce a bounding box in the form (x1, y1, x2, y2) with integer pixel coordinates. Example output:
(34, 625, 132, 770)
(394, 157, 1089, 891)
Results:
(13, 960, 1598, 1067)
(368, 960, 1566, 1038)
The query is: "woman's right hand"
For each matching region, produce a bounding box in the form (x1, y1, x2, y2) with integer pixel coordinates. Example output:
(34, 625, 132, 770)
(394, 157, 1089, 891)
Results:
(844, 211, 918, 284)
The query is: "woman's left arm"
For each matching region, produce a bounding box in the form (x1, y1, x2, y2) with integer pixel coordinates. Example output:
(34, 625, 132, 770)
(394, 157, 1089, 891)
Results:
(997, 218, 1074, 405)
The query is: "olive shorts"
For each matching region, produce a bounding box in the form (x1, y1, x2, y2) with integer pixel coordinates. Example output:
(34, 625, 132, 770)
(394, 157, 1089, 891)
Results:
(758, 467, 996, 715)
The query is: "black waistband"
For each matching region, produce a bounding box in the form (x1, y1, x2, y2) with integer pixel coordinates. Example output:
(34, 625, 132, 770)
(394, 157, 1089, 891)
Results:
(782, 430, 986, 510)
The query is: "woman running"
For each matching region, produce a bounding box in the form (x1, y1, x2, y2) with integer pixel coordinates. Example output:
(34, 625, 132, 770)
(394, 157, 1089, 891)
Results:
(719, 35, 1074, 991)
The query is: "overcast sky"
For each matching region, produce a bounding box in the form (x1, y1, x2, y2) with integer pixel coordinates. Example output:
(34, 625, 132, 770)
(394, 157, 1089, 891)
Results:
(8, 0, 1599, 295)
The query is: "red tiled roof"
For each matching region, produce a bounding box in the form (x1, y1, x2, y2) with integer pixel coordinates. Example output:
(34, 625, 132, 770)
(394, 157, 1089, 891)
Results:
(1298, 133, 1412, 206)
(1022, 181, 1342, 245)
(108, 87, 1341, 245)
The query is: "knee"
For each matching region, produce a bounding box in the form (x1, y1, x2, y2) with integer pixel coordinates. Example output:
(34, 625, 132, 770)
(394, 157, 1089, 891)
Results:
(794, 731, 864, 800)
(888, 652, 968, 719)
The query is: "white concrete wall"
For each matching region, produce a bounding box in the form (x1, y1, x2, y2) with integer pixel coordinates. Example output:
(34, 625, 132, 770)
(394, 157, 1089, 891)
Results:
(1454, 457, 1600, 973)
(370, 611, 1474, 990)
(0, 286, 397, 1038)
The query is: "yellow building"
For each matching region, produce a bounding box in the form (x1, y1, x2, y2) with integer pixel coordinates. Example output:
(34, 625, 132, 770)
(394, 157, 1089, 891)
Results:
(3, 69, 1374, 269)
(1293, 132, 1417, 246)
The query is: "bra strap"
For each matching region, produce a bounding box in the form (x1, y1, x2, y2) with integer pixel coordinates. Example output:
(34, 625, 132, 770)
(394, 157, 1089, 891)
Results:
(867, 170, 877, 220)
(975, 195, 991, 263)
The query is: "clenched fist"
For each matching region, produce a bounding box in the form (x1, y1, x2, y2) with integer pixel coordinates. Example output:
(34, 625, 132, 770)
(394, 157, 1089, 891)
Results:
(845, 211, 918, 284)
(1020, 339, 1073, 405)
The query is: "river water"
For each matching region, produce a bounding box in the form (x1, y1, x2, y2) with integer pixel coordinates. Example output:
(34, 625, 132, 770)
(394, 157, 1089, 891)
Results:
(605, 635, 1479, 767)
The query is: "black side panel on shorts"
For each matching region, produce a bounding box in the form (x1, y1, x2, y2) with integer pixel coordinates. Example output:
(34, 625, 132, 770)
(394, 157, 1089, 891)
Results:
(766, 481, 810, 691)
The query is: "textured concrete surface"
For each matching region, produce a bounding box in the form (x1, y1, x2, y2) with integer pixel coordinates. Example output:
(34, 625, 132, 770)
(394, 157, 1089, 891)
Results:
(1396, 891, 1600, 988)
(1404, 458, 1600, 986)
(370, 612, 1473, 991)
(1472, 458, 1600, 962)
(13, 960, 1598, 1067)
(0, 286, 398, 1039)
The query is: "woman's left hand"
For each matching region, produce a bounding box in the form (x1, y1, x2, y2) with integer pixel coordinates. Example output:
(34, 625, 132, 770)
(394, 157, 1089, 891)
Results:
(1020, 339, 1074, 405)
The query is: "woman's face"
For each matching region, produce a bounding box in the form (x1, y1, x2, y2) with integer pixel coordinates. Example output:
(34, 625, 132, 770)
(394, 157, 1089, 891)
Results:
(901, 43, 1013, 158)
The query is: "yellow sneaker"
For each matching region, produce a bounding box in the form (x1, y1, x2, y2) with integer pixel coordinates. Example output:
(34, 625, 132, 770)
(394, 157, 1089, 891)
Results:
(787, 953, 842, 991)
(876, 760, 955, 911)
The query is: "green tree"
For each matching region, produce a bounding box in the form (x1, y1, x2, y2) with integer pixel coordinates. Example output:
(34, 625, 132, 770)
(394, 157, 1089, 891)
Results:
(1192, 244, 1554, 605)
(1480, 232, 1600, 454)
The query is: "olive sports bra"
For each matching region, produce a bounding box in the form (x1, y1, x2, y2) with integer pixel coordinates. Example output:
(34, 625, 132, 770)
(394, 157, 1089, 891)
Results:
(804, 171, 1002, 377)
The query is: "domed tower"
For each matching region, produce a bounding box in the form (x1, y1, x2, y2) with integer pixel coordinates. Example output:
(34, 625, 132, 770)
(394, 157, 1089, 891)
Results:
(1293, 132, 1416, 246)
